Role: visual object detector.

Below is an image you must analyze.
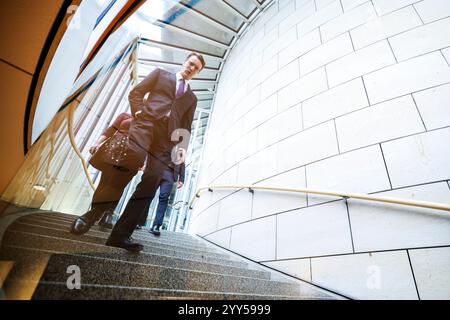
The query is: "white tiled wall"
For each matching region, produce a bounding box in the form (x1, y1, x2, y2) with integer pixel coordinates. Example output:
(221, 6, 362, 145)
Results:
(413, 0, 450, 23)
(276, 200, 353, 259)
(191, 0, 450, 299)
(412, 83, 450, 130)
(306, 145, 391, 204)
(389, 17, 450, 61)
(348, 182, 450, 252)
(302, 77, 369, 128)
(409, 247, 450, 300)
(311, 251, 419, 299)
(335, 95, 425, 152)
(263, 258, 312, 281)
(350, 6, 422, 50)
(363, 51, 450, 105)
(326, 40, 396, 87)
(381, 128, 450, 188)
(229, 215, 277, 261)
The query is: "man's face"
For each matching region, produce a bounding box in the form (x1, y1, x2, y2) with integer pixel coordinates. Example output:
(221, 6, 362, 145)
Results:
(180, 55, 203, 80)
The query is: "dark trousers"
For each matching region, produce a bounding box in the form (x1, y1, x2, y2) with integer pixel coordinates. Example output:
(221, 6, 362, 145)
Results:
(91, 166, 135, 213)
(109, 116, 173, 240)
(137, 168, 175, 227)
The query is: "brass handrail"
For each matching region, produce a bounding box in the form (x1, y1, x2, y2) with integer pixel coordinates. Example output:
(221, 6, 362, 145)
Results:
(189, 184, 450, 212)
(67, 104, 96, 191)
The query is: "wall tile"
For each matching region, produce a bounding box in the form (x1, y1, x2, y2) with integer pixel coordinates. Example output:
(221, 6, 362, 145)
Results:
(413, 83, 450, 130)
(326, 40, 396, 87)
(253, 166, 307, 219)
(341, 0, 370, 12)
(413, 0, 450, 23)
(409, 247, 450, 300)
(279, 29, 322, 68)
(348, 182, 450, 252)
(280, 0, 316, 34)
(350, 5, 423, 50)
(263, 259, 312, 281)
(229, 215, 277, 261)
(311, 251, 418, 299)
(205, 228, 232, 249)
(363, 51, 450, 105)
(277, 200, 353, 259)
(389, 17, 450, 61)
(382, 128, 450, 188)
(261, 59, 299, 100)
(299, 32, 353, 76)
(298, 0, 343, 36)
(277, 121, 339, 172)
(320, 2, 377, 42)
(336, 95, 425, 152)
(278, 67, 327, 112)
(372, 0, 421, 16)
(306, 145, 391, 205)
(303, 78, 369, 128)
(217, 190, 253, 229)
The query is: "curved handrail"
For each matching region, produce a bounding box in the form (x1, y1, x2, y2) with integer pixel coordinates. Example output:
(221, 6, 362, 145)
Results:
(67, 104, 96, 191)
(189, 184, 450, 212)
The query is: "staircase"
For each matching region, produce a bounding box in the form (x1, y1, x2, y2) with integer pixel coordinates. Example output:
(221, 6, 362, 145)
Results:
(0, 210, 341, 300)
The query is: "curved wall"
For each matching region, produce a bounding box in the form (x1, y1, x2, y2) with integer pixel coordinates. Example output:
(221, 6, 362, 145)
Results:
(190, 0, 450, 299)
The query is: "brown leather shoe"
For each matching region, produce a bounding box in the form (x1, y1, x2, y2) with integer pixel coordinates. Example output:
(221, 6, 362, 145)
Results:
(70, 209, 102, 235)
(98, 211, 114, 230)
(105, 237, 144, 253)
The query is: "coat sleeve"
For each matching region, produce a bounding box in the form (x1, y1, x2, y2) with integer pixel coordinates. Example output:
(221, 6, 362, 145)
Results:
(183, 97, 197, 134)
(102, 112, 130, 137)
(128, 68, 160, 116)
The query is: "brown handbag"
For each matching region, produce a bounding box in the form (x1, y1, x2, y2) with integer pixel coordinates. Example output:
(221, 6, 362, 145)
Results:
(88, 133, 129, 171)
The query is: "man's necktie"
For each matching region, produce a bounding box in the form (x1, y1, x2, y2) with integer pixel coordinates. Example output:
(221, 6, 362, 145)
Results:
(176, 78, 185, 98)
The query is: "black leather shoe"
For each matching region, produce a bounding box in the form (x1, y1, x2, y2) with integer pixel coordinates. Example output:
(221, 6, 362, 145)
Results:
(70, 209, 102, 235)
(105, 237, 144, 253)
(149, 225, 161, 236)
(98, 211, 114, 230)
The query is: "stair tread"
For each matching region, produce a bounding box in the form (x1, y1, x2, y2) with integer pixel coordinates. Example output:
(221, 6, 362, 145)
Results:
(0, 210, 340, 300)
(32, 281, 330, 300)
(2, 230, 249, 268)
(1, 245, 270, 280)
(9, 221, 224, 257)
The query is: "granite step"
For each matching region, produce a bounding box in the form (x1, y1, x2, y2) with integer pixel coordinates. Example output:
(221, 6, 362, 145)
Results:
(18, 219, 212, 253)
(6, 224, 228, 262)
(9, 221, 222, 257)
(20, 215, 206, 246)
(3, 250, 301, 297)
(32, 282, 319, 300)
(35, 213, 200, 241)
(2, 230, 248, 268)
(0, 245, 270, 281)
(1, 210, 340, 300)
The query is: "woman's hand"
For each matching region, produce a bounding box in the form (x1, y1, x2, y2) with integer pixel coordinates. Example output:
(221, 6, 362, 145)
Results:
(89, 145, 99, 155)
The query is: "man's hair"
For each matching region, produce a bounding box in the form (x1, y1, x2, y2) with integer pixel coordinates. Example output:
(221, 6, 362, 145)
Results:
(186, 52, 205, 70)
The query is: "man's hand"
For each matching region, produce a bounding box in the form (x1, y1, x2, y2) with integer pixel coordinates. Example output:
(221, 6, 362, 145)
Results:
(177, 181, 184, 189)
(89, 145, 99, 155)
